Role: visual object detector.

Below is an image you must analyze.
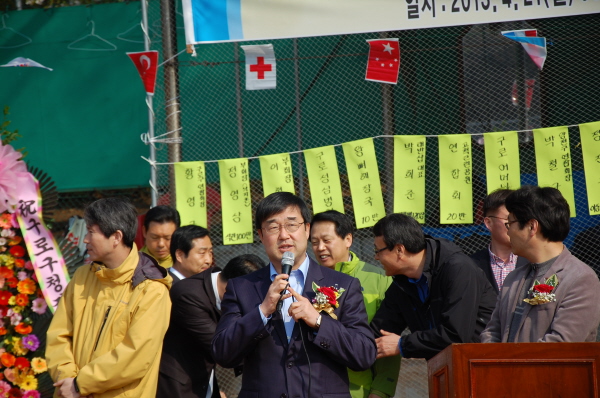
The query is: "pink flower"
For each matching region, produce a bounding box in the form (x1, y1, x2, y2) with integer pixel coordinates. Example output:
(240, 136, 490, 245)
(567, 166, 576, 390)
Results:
(0, 380, 11, 395)
(23, 391, 40, 398)
(31, 298, 47, 315)
(0, 142, 28, 214)
(0, 278, 4, 289)
(3, 368, 15, 383)
(16, 271, 28, 281)
(9, 312, 21, 326)
(24, 261, 33, 271)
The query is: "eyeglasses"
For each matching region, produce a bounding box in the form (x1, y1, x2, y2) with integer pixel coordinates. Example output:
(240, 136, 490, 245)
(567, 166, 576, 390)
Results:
(263, 222, 305, 235)
(504, 220, 519, 230)
(374, 246, 390, 255)
(486, 215, 508, 221)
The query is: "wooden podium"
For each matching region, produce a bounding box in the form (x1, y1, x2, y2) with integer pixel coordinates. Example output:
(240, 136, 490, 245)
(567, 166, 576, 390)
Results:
(428, 343, 600, 398)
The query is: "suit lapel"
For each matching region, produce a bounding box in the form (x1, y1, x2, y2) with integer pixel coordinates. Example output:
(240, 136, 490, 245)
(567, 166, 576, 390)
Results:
(254, 267, 288, 346)
(509, 250, 567, 340)
(290, 259, 324, 343)
(203, 269, 219, 315)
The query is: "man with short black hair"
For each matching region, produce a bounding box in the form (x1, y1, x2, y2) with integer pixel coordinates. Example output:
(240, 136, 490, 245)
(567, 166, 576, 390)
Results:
(213, 192, 376, 398)
(169, 225, 214, 283)
(481, 186, 600, 343)
(470, 189, 528, 294)
(158, 254, 265, 398)
(311, 210, 399, 398)
(371, 213, 496, 361)
(141, 205, 181, 268)
(47, 197, 172, 398)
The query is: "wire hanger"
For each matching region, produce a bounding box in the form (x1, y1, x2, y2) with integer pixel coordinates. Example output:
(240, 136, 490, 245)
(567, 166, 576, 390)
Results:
(0, 14, 32, 49)
(68, 21, 117, 52)
(117, 22, 145, 44)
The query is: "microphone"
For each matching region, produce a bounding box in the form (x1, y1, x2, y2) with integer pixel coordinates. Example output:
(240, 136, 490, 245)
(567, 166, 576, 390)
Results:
(276, 251, 295, 312)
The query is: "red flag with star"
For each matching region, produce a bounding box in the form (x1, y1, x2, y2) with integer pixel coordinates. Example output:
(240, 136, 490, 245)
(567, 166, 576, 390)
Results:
(127, 51, 159, 95)
(365, 39, 400, 84)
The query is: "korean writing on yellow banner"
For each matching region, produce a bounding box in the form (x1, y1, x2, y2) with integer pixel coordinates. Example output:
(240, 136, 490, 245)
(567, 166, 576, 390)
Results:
(174, 161, 207, 227)
(394, 136, 426, 223)
(483, 131, 521, 194)
(304, 146, 344, 214)
(218, 158, 253, 244)
(259, 153, 295, 196)
(579, 121, 600, 215)
(342, 139, 385, 229)
(533, 127, 576, 217)
(439, 135, 473, 224)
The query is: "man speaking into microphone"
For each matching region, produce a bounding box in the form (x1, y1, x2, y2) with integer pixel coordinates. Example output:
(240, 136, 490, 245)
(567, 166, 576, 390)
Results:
(213, 192, 376, 398)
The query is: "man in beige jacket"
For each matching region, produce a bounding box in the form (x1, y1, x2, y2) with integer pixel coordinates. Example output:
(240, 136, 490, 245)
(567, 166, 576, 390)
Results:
(46, 197, 172, 398)
(481, 186, 600, 343)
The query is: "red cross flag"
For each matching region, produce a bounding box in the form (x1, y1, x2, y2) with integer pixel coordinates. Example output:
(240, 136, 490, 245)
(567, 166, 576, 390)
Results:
(365, 39, 400, 84)
(241, 44, 276, 90)
(127, 51, 159, 95)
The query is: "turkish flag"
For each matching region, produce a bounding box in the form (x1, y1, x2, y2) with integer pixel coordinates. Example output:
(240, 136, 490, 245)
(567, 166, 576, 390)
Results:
(365, 39, 400, 84)
(127, 51, 159, 95)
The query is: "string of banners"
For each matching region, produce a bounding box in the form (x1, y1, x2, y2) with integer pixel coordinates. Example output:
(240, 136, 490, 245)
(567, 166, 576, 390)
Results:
(174, 121, 600, 246)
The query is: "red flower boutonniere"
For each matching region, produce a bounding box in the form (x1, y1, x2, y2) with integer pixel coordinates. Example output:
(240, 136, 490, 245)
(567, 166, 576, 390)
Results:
(311, 282, 345, 320)
(524, 274, 559, 305)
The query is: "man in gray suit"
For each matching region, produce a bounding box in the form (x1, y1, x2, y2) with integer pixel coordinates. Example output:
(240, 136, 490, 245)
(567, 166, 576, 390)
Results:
(481, 186, 600, 343)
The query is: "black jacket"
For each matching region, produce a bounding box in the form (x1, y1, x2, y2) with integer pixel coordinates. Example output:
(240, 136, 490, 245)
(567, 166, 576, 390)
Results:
(470, 247, 529, 294)
(371, 237, 497, 360)
(158, 267, 222, 398)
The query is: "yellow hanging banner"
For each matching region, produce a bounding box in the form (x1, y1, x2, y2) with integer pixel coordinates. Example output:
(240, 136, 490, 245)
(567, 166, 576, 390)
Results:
(342, 138, 385, 229)
(438, 135, 473, 224)
(218, 158, 254, 245)
(174, 161, 208, 227)
(533, 127, 576, 217)
(483, 131, 521, 194)
(259, 153, 295, 196)
(393, 136, 426, 223)
(304, 146, 345, 214)
(580, 121, 600, 215)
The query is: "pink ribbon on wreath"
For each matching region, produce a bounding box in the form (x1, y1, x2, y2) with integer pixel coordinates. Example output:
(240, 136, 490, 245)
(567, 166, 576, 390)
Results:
(15, 172, 70, 313)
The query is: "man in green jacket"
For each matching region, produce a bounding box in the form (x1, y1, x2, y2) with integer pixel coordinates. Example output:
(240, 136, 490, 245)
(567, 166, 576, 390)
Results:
(311, 210, 400, 398)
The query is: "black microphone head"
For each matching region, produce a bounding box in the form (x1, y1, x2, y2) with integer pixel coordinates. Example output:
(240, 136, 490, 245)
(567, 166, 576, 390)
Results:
(281, 251, 295, 275)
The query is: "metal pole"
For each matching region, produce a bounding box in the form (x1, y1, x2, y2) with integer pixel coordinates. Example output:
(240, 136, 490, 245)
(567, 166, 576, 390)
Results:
(293, 38, 304, 200)
(160, 0, 182, 206)
(140, 0, 158, 207)
(234, 44, 245, 157)
(380, 32, 395, 215)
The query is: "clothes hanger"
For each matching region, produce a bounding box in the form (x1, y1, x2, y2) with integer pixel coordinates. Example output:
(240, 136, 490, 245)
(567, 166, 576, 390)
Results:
(0, 14, 32, 49)
(117, 22, 145, 44)
(68, 21, 117, 51)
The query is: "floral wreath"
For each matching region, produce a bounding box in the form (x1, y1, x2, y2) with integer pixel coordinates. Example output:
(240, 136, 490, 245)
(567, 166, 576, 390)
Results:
(0, 212, 49, 397)
(311, 282, 345, 320)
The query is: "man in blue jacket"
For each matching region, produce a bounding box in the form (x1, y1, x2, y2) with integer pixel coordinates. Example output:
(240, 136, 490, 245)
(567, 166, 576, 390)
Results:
(212, 192, 376, 398)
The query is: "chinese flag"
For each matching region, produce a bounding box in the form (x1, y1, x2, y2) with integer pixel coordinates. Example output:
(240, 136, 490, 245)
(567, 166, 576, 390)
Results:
(365, 39, 400, 84)
(127, 51, 159, 95)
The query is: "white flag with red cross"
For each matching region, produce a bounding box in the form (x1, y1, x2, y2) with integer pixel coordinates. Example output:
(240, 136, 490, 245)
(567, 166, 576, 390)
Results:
(127, 51, 159, 95)
(242, 44, 276, 90)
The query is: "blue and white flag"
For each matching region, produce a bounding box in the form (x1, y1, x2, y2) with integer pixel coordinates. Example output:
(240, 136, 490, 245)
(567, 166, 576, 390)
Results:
(501, 29, 547, 70)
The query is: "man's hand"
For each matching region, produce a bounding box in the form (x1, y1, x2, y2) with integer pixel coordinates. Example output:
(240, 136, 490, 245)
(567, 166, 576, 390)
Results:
(259, 273, 292, 317)
(54, 378, 80, 398)
(287, 285, 321, 329)
(375, 330, 401, 359)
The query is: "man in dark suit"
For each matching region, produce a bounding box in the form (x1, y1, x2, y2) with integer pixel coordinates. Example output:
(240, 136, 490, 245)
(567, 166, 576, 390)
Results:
(470, 189, 527, 294)
(168, 225, 214, 283)
(158, 254, 266, 398)
(212, 192, 377, 398)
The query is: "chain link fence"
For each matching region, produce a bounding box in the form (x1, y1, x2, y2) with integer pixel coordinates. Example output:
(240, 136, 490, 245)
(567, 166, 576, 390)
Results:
(50, 7, 600, 397)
